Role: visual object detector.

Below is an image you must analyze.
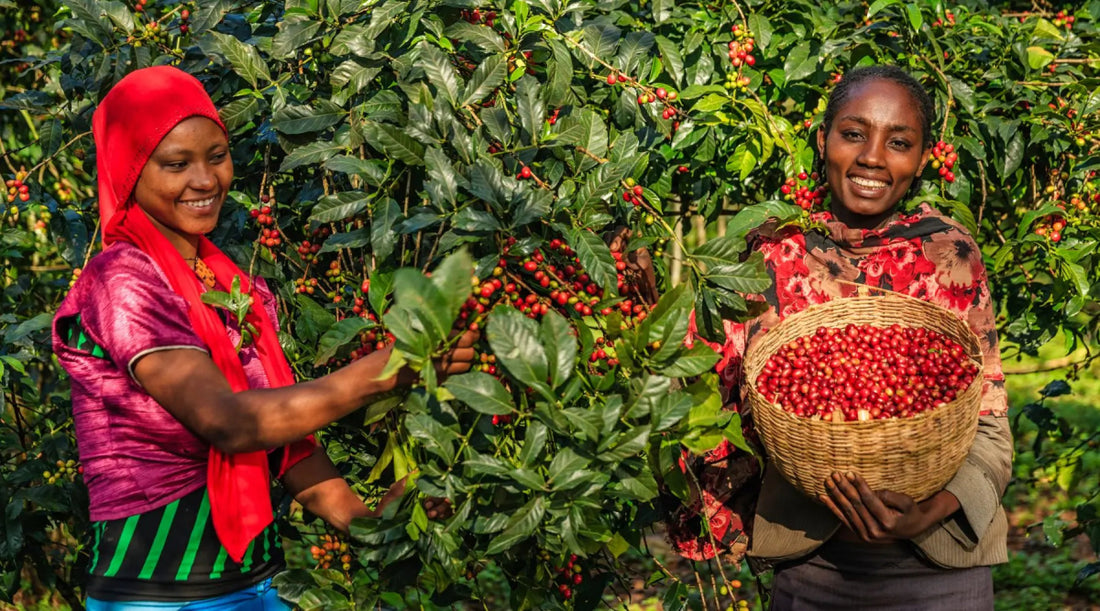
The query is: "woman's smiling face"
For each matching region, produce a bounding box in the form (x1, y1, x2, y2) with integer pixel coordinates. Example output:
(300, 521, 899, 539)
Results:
(818, 79, 930, 229)
(132, 116, 233, 256)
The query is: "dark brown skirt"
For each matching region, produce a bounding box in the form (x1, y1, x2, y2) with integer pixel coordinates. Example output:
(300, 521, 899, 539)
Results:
(769, 539, 993, 611)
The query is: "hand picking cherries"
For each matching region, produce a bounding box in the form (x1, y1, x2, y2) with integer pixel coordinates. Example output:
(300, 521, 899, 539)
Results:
(755, 323, 979, 422)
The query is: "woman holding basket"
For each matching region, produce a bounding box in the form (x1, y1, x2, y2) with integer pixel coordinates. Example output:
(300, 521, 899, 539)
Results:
(667, 65, 1011, 609)
(52, 66, 475, 609)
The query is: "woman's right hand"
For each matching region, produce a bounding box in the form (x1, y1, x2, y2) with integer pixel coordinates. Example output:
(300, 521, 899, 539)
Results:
(390, 327, 481, 388)
(434, 328, 480, 377)
(607, 226, 659, 305)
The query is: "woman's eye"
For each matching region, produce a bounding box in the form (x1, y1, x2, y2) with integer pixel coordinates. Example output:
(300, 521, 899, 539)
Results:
(842, 130, 863, 140)
(165, 161, 187, 170)
(890, 140, 912, 150)
(211, 152, 228, 162)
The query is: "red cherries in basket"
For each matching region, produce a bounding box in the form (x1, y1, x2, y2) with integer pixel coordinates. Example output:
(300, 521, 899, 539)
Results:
(755, 323, 979, 422)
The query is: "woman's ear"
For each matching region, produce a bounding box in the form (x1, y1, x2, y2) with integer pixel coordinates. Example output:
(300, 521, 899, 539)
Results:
(816, 127, 827, 158)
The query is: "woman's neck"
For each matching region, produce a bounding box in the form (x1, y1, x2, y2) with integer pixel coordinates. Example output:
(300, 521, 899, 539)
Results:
(828, 201, 899, 231)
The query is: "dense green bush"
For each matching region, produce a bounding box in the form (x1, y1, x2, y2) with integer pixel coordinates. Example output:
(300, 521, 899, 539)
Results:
(1, 0, 1098, 608)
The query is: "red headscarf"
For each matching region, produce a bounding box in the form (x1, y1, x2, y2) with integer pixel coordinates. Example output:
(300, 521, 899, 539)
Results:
(92, 65, 314, 563)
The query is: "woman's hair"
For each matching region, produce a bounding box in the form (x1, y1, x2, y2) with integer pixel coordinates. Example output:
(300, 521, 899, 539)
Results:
(814, 65, 936, 200)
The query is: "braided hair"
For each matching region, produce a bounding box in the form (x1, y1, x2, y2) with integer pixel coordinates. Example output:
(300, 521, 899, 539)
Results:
(813, 65, 936, 201)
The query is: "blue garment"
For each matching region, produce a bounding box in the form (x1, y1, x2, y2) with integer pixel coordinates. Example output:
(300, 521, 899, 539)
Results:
(86, 577, 291, 611)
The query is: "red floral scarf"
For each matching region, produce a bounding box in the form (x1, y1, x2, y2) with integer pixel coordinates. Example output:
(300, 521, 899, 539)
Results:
(93, 65, 314, 562)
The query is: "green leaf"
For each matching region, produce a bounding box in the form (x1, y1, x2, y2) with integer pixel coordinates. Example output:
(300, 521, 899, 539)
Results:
(515, 76, 545, 145)
(272, 19, 322, 59)
(1032, 18, 1066, 42)
(569, 229, 619, 299)
(783, 41, 818, 81)
(324, 156, 386, 186)
(309, 192, 369, 224)
(598, 425, 650, 462)
(519, 421, 548, 466)
(1026, 46, 1055, 70)
(546, 39, 574, 107)
(220, 97, 261, 132)
(318, 229, 370, 253)
(371, 197, 402, 261)
(461, 55, 507, 106)
(418, 43, 462, 106)
(539, 310, 576, 389)
(271, 100, 345, 135)
(487, 307, 550, 396)
(691, 235, 746, 267)
(653, 36, 684, 87)
(429, 248, 476, 328)
(314, 318, 375, 366)
(424, 147, 460, 206)
(547, 448, 592, 491)
(706, 252, 772, 293)
(866, 0, 900, 17)
(652, 391, 694, 431)
(331, 24, 375, 58)
(362, 122, 426, 166)
(691, 94, 728, 114)
(206, 32, 272, 88)
(905, 4, 923, 31)
(446, 21, 506, 53)
(726, 144, 757, 181)
(486, 497, 546, 555)
(656, 344, 720, 378)
(281, 141, 346, 172)
(725, 200, 802, 241)
(747, 13, 773, 50)
(330, 61, 381, 94)
(443, 372, 514, 415)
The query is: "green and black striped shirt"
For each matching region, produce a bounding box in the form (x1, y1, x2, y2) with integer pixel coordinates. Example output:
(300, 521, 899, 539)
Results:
(86, 486, 284, 601)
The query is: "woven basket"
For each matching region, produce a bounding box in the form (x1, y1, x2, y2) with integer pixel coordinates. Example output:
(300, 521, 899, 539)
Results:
(745, 294, 983, 502)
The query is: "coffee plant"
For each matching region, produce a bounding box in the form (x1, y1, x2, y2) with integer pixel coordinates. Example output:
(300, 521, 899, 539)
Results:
(1, 0, 1098, 608)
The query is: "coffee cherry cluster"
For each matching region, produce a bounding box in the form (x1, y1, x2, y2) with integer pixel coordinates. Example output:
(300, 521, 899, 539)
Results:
(250, 196, 282, 247)
(605, 71, 680, 132)
(755, 324, 979, 422)
(460, 8, 498, 28)
(1053, 10, 1076, 29)
(179, 8, 191, 34)
(310, 533, 351, 571)
(589, 335, 619, 366)
(780, 172, 826, 211)
(6, 171, 29, 203)
(931, 11, 956, 27)
(930, 141, 958, 183)
(42, 459, 82, 485)
(621, 178, 646, 207)
(728, 24, 756, 68)
(1033, 215, 1066, 242)
(550, 553, 584, 600)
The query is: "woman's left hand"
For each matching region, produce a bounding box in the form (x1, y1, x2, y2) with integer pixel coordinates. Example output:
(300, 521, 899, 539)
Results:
(819, 471, 959, 541)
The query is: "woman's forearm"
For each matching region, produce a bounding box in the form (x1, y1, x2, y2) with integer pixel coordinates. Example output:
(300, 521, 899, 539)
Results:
(134, 345, 408, 453)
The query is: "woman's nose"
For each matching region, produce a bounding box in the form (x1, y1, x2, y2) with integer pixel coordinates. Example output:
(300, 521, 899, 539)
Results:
(190, 164, 217, 189)
(856, 138, 887, 168)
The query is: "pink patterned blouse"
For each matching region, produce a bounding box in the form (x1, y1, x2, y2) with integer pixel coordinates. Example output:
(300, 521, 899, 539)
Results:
(52, 242, 279, 521)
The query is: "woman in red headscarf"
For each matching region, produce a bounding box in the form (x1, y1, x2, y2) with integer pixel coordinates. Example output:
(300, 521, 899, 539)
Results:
(51, 66, 476, 610)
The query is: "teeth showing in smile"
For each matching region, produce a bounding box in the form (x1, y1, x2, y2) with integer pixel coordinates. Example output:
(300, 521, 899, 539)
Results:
(181, 197, 216, 209)
(850, 176, 888, 189)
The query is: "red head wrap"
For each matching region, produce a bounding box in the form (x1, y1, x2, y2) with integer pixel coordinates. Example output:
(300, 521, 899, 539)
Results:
(92, 66, 314, 563)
